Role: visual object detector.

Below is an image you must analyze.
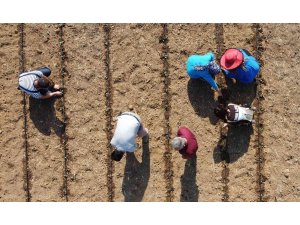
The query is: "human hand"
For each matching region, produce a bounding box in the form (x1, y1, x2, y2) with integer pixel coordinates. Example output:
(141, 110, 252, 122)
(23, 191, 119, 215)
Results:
(222, 123, 228, 128)
(54, 91, 63, 97)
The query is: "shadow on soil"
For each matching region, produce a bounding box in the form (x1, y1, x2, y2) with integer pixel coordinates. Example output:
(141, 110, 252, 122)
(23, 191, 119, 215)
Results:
(122, 136, 150, 202)
(213, 125, 254, 163)
(213, 78, 256, 163)
(29, 97, 65, 137)
(187, 79, 218, 125)
(180, 156, 199, 202)
(225, 77, 257, 106)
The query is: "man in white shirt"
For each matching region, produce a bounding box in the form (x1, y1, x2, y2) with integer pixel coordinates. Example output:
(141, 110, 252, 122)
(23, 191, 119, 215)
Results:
(110, 112, 149, 161)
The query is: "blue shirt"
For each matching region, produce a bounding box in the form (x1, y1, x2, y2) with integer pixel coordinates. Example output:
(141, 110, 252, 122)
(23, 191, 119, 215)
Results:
(186, 53, 218, 89)
(223, 49, 260, 84)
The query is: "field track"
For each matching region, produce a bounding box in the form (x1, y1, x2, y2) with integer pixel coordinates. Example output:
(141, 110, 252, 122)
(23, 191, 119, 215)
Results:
(0, 24, 299, 201)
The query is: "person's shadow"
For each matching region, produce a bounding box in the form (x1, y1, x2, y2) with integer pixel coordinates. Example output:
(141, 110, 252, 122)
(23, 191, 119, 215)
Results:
(225, 77, 257, 107)
(180, 156, 199, 202)
(187, 79, 218, 125)
(122, 136, 150, 202)
(29, 97, 65, 137)
(213, 125, 253, 163)
(226, 125, 254, 162)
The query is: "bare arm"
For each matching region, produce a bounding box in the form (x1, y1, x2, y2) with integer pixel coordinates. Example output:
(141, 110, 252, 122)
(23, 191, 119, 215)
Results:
(137, 124, 149, 137)
(39, 91, 62, 100)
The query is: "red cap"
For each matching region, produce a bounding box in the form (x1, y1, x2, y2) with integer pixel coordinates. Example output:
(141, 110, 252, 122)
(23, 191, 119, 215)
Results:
(220, 48, 243, 70)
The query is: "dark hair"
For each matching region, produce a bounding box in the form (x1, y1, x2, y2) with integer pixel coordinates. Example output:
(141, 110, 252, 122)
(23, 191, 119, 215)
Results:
(37, 77, 51, 89)
(217, 87, 230, 104)
(214, 104, 227, 122)
(111, 150, 124, 161)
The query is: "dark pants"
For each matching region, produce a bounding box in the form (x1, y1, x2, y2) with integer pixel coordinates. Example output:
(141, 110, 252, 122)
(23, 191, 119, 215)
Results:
(111, 150, 125, 161)
(36, 67, 51, 77)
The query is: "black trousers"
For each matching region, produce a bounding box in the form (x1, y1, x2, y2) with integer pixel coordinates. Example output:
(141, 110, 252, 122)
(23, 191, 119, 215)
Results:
(35, 67, 51, 77)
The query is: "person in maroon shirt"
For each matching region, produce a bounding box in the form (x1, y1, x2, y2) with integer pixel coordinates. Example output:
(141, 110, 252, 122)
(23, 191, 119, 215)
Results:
(172, 126, 198, 159)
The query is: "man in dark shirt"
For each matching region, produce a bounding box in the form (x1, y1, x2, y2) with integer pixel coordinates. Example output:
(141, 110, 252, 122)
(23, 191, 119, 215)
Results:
(172, 126, 198, 159)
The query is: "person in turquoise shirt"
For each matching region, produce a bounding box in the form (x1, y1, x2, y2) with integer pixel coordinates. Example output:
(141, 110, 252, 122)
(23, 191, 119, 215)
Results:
(220, 48, 260, 84)
(186, 52, 221, 95)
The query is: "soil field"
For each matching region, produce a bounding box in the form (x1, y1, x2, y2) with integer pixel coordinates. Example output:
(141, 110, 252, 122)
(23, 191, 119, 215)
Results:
(0, 23, 299, 202)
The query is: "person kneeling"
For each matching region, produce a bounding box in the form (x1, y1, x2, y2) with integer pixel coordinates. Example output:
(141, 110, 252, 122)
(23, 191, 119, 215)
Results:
(214, 103, 255, 127)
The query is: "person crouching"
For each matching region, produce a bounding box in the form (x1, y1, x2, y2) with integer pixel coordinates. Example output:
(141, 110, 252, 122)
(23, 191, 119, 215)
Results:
(220, 48, 260, 84)
(110, 112, 149, 162)
(18, 67, 62, 99)
(214, 103, 255, 127)
(186, 52, 222, 96)
(172, 126, 198, 159)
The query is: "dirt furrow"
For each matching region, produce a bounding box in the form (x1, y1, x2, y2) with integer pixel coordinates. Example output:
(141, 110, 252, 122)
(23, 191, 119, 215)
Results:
(222, 24, 258, 201)
(261, 24, 300, 201)
(160, 24, 174, 201)
(103, 24, 114, 201)
(168, 24, 223, 201)
(215, 23, 230, 202)
(252, 23, 266, 201)
(23, 24, 65, 201)
(110, 24, 166, 201)
(58, 24, 69, 201)
(19, 23, 31, 202)
(63, 24, 107, 201)
(0, 24, 26, 201)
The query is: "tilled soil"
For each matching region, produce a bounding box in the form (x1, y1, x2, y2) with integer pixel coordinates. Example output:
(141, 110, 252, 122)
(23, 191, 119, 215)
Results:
(63, 24, 107, 201)
(23, 24, 65, 202)
(0, 24, 24, 201)
(0, 23, 299, 202)
(109, 24, 166, 201)
(168, 24, 223, 201)
(221, 24, 258, 201)
(262, 24, 300, 201)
